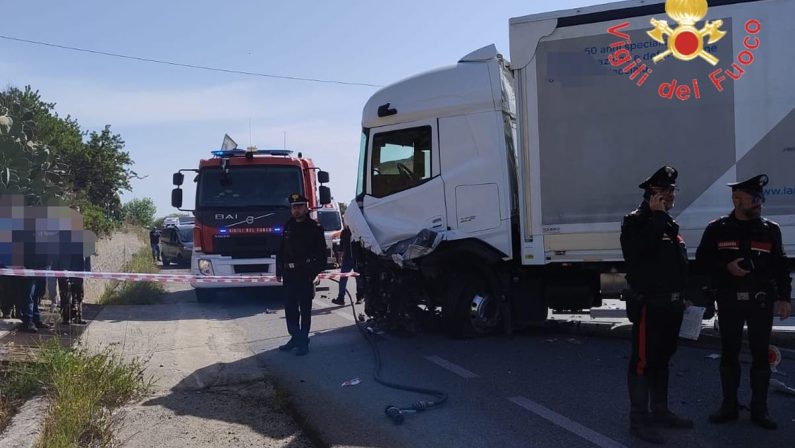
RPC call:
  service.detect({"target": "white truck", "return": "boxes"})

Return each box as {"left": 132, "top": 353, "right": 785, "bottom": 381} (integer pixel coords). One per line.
{"left": 316, "top": 204, "right": 344, "bottom": 268}
{"left": 346, "top": 0, "right": 795, "bottom": 336}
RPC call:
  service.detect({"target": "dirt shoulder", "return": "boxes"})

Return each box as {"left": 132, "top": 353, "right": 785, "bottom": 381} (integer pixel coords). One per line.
{"left": 82, "top": 284, "right": 313, "bottom": 448}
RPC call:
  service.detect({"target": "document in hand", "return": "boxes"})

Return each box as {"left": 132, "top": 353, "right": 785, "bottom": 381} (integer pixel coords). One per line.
{"left": 679, "top": 306, "right": 706, "bottom": 340}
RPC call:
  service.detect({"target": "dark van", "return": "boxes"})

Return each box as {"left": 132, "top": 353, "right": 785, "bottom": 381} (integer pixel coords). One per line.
{"left": 160, "top": 224, "right": 194, "bottom": 266}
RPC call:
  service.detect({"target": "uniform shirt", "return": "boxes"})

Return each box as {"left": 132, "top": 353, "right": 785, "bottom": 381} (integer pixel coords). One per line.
{"left": 275, "top": 217, "right": 327, "bottom": 278}
{"left": 620, "top": 201, "right": 688, "bottom": 294}
{"left": 696, "top": 212, "right": 791, "bottom": 303}
{"left": 149, "top": 230, "right": 161, "bottom": 245}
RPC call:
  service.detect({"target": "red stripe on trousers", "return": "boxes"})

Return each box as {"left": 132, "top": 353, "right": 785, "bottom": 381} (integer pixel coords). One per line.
{"left": 637, "top": 305, "right": 647, "bottom": 376}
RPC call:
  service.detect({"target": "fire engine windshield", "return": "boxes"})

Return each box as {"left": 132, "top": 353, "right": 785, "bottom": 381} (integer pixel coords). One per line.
{"left": 197, "top": 166, "right": 303, "bottom": 207}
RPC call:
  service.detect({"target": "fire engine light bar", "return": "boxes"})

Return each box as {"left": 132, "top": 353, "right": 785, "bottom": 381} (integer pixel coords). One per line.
{"left": 211, "top": 149, "right": 294, "bottom": 157}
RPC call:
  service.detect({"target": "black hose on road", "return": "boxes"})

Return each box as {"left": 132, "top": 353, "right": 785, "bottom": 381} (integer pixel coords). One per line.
{"left": 327, "top": 278, "right": 448, "bottom": 425}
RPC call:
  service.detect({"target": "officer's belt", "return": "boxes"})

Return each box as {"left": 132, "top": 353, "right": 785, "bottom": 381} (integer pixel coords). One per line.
{"left": 639, "top": 292, "right": 683, "bottom": 304}
{"left": 286, "top": 259, "right": 312, "bottom": 269}
{"left": 718, "top": 290, "right": 769, "bottom": 302}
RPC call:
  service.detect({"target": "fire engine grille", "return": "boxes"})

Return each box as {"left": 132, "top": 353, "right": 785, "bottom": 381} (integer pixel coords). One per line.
{"left": 211, "top": 234, "right": 280, "bottom": 259}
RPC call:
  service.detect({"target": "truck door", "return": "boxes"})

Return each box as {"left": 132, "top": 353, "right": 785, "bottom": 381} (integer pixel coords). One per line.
{"left": 363, "top": 120, "right": 446, "bottom": 249}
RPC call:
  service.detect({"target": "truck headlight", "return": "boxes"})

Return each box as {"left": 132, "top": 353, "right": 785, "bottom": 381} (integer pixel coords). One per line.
{"left": 198, "top": 259, "right": 214, "bottom": 276}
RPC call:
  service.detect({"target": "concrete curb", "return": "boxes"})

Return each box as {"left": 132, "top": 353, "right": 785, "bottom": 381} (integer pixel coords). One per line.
{"left": 264, "top": 375, "right": 330, "bottom": 448}
{"left": 0, "top": 308, "right": 106, "bottom": 447}
{"left": 0, "top": 396, "right": 49, "bottom": 448}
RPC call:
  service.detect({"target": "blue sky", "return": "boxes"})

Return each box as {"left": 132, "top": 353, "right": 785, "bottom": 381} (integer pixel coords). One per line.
{"left": 1, "top": 0, "right": 620, "bottom": 217}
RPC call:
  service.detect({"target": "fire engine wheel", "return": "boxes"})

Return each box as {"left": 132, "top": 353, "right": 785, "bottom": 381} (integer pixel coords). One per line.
{"left": 443, "top": 272, "right": 501, "bottom": 338}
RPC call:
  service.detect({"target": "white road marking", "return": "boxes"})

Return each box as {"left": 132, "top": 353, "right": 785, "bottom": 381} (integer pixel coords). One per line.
{"left": 424, "top": 355, "right": 480, "bottom": 379}
{"left": 508, "top": 396, "right": 627, "bottom": 448}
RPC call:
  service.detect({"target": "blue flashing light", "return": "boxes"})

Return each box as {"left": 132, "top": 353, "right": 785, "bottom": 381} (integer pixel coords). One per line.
{"left": 273, "top": 226, "right": 283, "bottom": 234}
{"left": 219, "top": 228, "right": 228, "bottom": 234}
{"left": 211, "top": 149, "right": 294, "bottom": 158}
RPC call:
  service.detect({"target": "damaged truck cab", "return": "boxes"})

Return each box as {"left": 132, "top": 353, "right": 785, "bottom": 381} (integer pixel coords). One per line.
{"left": 348, "top": 46, "right": 534, "bottom": 336}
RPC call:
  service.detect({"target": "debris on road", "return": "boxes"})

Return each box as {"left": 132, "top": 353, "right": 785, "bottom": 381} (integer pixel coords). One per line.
{"left": 706, "top": 353, "right": 721, "bottom": 360}
{"left": 567, "top": 338, "right": 583, "bottom": 345}
{"left": 341, "top": 378, "right": 361, "bottom": 388}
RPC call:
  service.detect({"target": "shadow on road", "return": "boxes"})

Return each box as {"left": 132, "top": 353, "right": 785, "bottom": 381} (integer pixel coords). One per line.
{"left": 90, "top": 286, "right": 289, "bottom": 323}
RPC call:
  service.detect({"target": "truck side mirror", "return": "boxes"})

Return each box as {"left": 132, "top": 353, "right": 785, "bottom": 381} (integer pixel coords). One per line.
{"left": 171, "top": 188, "right": 183, "bottom": 208}
{"left": 318, "top": 170, "right": 330, "bottom": 184}
{"left": 319, "top": 186, "right": 331, "bottom": 205}
{"left": 173, "top": 172, "right": 184, "bottom": 186}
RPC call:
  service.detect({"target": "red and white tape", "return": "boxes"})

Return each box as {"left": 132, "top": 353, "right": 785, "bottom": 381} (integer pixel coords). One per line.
{"left": 0, "top": 268, "right": 357, "bottom": 284}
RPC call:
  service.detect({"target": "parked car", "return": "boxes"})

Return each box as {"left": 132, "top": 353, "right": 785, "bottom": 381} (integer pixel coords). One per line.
{"left": 160, "top": 224, "right": 193, "bottom": 267}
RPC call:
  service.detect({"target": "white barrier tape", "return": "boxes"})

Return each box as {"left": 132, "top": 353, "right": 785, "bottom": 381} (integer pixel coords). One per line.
{"left": 0, "top": 268, "right": 358, "bottom": 284}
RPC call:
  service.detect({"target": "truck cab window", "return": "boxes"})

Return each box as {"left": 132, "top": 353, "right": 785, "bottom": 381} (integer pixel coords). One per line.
{"left": 370, "top": 126, "right": 432, "bottom": 198}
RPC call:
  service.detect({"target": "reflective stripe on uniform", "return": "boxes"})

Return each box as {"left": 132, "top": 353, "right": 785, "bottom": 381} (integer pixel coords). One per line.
{"left": 637, "top": 305, "right": 648, "bottom": 376}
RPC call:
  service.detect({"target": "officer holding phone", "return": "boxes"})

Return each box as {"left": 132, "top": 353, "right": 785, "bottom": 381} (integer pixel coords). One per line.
{"left": 621, "top": 166, "right": 693, "bottom": 444}
{"left": 697, "top": 174, "right": 792, "bottom": 430}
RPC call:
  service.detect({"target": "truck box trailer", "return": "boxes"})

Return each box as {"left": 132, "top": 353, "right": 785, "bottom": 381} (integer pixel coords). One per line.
{"left": 346, "top": 0, "right": 795, "bottom": 336}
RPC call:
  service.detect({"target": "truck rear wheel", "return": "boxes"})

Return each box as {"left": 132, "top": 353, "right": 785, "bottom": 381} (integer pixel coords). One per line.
{"left": 443, "top": 271, "right": 501, "bottom": 338}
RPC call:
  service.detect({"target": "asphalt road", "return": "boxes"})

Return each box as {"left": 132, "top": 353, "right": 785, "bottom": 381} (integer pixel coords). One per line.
{"left": 200, "top": 279, "right": 795, "bottom": 448}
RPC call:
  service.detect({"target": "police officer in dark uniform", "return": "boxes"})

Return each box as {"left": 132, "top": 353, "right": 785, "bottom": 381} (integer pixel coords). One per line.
{"left": 275, "top": 193, "right": 327, "bottom": 356}
{"left": 621, "top": 166, "right": 693, "bottom": 444}
{"left": 697, "top": 174, "right": 791, "bottom": 430}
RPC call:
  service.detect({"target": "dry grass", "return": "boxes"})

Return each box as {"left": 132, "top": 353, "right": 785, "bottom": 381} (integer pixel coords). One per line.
{"left": 98, "top": 247, "right": 164, "bottom": 305}
{"left": 0, "top": 358, "right": 46, "bottom": 433}
{"left": 1, "top": 341, "right": 150, "bottom": 447}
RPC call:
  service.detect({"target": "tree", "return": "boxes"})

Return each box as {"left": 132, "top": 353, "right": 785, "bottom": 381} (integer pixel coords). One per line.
{"left": 0, "top": 87, "right": 64, "bottom": 205}
{"left": 0, "top": 85, "right": 139, "bottom": 235}
{"left": 123, "top": 198, "right": 157, "bottom": 228}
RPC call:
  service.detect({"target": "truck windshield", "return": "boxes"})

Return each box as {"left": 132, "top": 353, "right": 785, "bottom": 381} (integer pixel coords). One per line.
{"left": 198, "top": 165, "right": 303, "bottom": 207}
{"left": 317, "top": 210, "right": 342, "bottom": 231}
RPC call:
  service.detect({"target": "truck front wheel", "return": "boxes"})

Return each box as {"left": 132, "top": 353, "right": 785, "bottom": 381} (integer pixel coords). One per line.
{"left": 443, "top": 272, "right": 501, "bottom": 338}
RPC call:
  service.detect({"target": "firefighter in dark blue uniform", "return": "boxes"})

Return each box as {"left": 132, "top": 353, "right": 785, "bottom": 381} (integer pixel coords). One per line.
{"left": 621, "top": 166, "right": 693, "bottom": 444}
{"left": 275, "top": 193, "right": 327, "bottom": 356}
{"left": 697, "top": 174, "right": 791, "bottom": 430}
